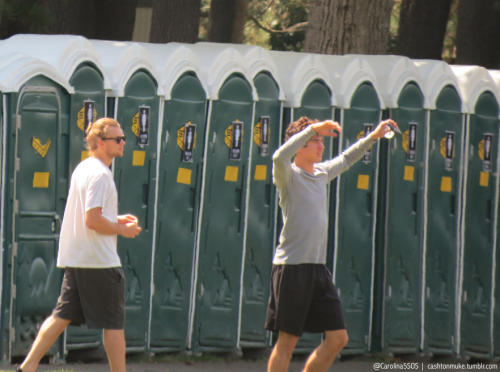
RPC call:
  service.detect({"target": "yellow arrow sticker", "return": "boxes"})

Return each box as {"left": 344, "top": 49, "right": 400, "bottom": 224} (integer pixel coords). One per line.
{"left": 132, "top": 112, "right": 140, "bottom": 138}
{"left": 32, "top": 137, "right": 51, "bottom": 158}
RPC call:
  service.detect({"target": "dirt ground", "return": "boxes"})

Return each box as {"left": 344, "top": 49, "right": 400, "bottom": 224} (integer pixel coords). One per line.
{"left": 2, "top": 350, "right": 497, "bottom": 372}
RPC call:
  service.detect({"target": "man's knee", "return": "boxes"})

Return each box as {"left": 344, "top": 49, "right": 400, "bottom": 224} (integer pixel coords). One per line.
{"left": 276, "top": 331, "right": 300, "bottom": 356}
{"left": 324, "top": 329, "right": 348, "bottom": 351}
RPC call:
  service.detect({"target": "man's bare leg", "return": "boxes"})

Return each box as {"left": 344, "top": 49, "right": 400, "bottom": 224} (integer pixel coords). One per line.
{"left": 303, "top": 329, "right": 348, "bottom": 372}
{"left": 268, "top": 331, "right": 299, "bottom": 372}
{"left": 19, "top": 315, "right": 70, "bottom": 372}
{"left": 104, "top": 329, "right": 126, "bottom": 372}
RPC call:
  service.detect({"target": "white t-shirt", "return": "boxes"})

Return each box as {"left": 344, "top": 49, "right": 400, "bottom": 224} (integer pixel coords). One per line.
{"left": 57, "top": 157, "right": 121, "bottom": 268}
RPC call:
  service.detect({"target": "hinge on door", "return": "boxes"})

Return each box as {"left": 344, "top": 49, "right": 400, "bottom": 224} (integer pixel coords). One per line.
{"left": 15, "top": 158, "right": 20, "bottom": 172}
{"left": 12, "top": 243, "right": 17, "bottom": 257}
{"left": 13, "top": 200, "right": 18, "bottom": 214}
{"left": 11, "top": 284, "right": 16, "bottom": 299}
{"left": 9, "top": 327, "right": 15, "bottom": 343}
{"left": 16, "top": 115, "right": 21, "bottom": 130}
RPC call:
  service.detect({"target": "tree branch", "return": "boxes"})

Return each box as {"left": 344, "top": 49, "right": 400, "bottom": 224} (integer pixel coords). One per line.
{"left": 248, "top": 14, "right": 307, "bottom": 34}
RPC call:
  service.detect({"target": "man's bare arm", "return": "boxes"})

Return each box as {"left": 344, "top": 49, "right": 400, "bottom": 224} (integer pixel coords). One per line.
{"left": 85, "top": 208, "right": 141, "bottom": 238}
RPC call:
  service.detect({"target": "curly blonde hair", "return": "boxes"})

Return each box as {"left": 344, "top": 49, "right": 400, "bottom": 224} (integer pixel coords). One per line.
{"left": 85, "top": 118, "right": 121, "bottom": 153}
{"left": 284, "top": 117, "right": 319, "bottom": 142}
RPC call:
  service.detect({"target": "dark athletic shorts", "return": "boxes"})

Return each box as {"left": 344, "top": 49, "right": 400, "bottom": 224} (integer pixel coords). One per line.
{"left": 265, "top": 264, "right": 346, "bottom": 336}
{"left": 52, "top": 267, "right": 125, "bottom": 330}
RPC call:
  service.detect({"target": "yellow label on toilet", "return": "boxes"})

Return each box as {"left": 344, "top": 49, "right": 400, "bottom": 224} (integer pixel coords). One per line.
{"left": 357, "top": 175, "right": 369, "bottom": 190}
{"left": 177, "top": 168, "right": 192, "bottom": 185}
{"left": 440, "top": 177, "right": 452, "bottom": 192}
{"left": 132, "top": 151, "right": 146, "bottom": 166}
{"left": 33, "top": 172, "right": 50, "bottom": 188}
{"left": 81, "top": 151, "right": 89, "bottom": 161}
{"left": 404, "top": 166, "right": 414, "bottom": 181}
{"left": 480, "top": 172, "right": 489, "bottom": 187}
{"left": 254, "top": 165, "right": 267, "bottom": 181}
{"left": 225, "top": 166, "right": 238, "bottom": 182}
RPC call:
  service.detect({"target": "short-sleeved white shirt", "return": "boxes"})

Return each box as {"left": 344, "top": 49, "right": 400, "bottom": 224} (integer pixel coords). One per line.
{"left": 57, "top": 157, "right": 121, "bottom": 268}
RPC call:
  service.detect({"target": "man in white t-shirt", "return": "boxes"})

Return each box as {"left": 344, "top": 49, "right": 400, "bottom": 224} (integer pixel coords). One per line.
{"left": 18, "top": 118, "right": 141, "bottom": 372}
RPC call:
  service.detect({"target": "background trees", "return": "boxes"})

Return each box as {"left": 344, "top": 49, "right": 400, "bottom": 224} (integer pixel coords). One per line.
{"left": 304, "top": 0, "right": 393, "bottom": 55}
{"left": 0, "top": 0, "right": 499, "bottom": 68}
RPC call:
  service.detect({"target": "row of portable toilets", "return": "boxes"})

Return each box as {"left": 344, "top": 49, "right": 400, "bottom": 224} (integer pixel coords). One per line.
{"left": 0, "top": 34, "right": 499, "bottom": 362}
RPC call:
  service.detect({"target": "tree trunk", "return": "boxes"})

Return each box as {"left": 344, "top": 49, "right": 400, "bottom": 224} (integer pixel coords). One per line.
{"left": 231, "top": 0, "right": 249, "bottom": 43}
{"left": 207, "top": 0, "right": 248, "bottom": 43}
{"left": 93, "top": 0, "right": 138, "bottom": 41}
{"left": 150, "top": 0, "right": 201, "bottom": 43}
{"left": 395, "top": 0, "right": 453, "bottom": 60}
{"left": 43, "top": 0, "right": 96, "bottom": 38}
{"left": 455, "top": 0, "right": 500, "bottom": 68}
{"left": 304, "top": 0, "right": 393, "bottom": 55}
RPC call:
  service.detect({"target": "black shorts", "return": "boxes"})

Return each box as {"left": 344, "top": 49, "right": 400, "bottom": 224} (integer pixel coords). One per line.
{"left": 52, "top": 267, "right": 125, "bottom": 330}
{"left": 265, "top": 264, "right": 346, "bottom": 336}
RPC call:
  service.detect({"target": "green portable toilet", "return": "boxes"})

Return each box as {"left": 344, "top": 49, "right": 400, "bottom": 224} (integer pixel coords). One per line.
{"left": 488, "top": 69, "right": 500, "bottom": 361}
{"left": 269, "top": 50, "right": 336, "bottom": 353}
{"left": 0, "top": 53, "right": 74, "bottom": 361}
{"left": 414, "top": 60, "right": 466, "bottom": 356}
{"left": 90, "top": 40, "right": 163, "bottom": 352}
{"left": 186, "top": 43, "right": 257, "bottom": 352}
{"left": 0, "top": 34, "right": 110, "bottom": 352}
{"left": 319, "top": 55, "right": 384, "bottom": 355}
{"left": 451, "top": 65, "right": 500, "bottom": 359}
{"left": 230, "top": 44, "right": 285, "bottom": 349}
{"left": 364, "top": 56, "right": 427, "bottom": 354}
{"left": 269, "top": 51, "right": 336, "bottom": 161}
{"left": 137, "top": 43, "right": 209, "bottom": 352}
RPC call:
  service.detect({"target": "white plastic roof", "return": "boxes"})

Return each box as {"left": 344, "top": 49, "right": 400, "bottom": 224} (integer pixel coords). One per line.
{"left": 413, "top": 59, "right": 465, "bottom": 112}
{"left": 268, "top": 50, "right": 335, "bottom": 108}
{"left": 227, "top": 44, "right": 285, "bottom": 101}
{"left": 357, "top": 55, "right": 428, "bottom": 109}
{"left": 0, "top": 52, "right": 74, "bottom": 93}
{"left": 0, "top": 34, "right": 110, "bottom": 90}
{"left": 450, "top": 65, "right": 500, "bottom": 114}
{"left": 90, "top": 40, "right": 163, "bottom": 97}
{"left": 186, "top": 42, "right": 257, "bottom": 101}
{"left": 136, "top": 42, "right": 209, "bottom": 100}
{"left": 488, "top": 70, "right": 500, "bottom": 115}
{"left": 319, "top": 54, "right": 385, "bottom": 109}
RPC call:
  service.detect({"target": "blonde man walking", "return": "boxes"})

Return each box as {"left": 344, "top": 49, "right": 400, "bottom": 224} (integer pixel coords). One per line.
{"left": 18, "top": 118, "right": 141, "bottom": 372}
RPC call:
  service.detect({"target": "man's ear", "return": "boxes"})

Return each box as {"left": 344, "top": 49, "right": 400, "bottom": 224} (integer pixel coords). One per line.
{"left": 97, "top": 138, "right": 105, "bottom": 150}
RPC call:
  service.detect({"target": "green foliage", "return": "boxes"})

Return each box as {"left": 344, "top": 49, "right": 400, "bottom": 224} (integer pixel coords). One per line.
{"left": 198, "top": 0, "right": 309, "bottom": 51}
{"left": 387, "top": 0, "right": 402, "bottom": 54}
{"left": 442, "top": 0, "right": 458, "bottom": 63}
{"left": 244, "top": 0, "right": 308, "bottom": 51}
{"left": 267, "top": 0, "right": 308, "bottom": 51}
{"left": 0, "top": 0, "right": 59, "bottom": 37}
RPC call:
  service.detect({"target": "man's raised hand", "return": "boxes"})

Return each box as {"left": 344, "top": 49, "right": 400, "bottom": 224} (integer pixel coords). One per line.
{"left": 370, "top": 119, "right": 399, "bottom": 140}
{"left": 310, "top": 120, "right": 342, "bottom": 137}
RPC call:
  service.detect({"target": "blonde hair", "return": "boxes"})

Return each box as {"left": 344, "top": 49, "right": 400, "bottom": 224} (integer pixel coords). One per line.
{"left": 85, "top": 118, "right": 121, "bottom": 153}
